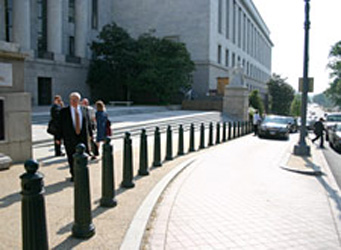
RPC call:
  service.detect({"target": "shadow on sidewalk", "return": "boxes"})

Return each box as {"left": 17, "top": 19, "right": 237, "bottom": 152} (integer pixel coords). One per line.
{"left": 0, "top": 179, "right": 73, "bottom": 208}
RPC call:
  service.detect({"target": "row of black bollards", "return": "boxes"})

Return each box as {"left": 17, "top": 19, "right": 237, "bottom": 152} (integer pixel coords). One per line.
{"left": 21, "top": 120, "right": 253, "bottom": 248}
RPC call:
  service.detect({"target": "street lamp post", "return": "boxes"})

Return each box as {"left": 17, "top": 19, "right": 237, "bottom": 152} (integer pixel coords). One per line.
{"left": 294, "top": 0, "right": 311, "bottom": 156}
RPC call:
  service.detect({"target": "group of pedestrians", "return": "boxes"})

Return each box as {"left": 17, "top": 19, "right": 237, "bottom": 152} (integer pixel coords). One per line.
{"left": 48, "top": 92, "right": 110, "bottom": 181}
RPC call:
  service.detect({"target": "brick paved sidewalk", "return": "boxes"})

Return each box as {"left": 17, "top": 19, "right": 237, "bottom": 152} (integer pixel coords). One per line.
{"left": 143, "top": 134, "right": 341, "bottom": 249}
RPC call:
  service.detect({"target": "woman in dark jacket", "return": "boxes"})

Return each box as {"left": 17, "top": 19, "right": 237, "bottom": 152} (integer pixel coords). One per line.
{"left": 95, "top": 100, "right": 109, "bottom": 150}
{"left": 50, "top": 95, "right": 64, "bottom": 156}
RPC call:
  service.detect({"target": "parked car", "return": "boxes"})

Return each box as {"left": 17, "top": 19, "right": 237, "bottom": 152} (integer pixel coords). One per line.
{"left": 324, "top": 113, "right": 341, "bottom": 141}
{"left": 297, "top": 117, "right": 315, "bottom": 130}
{"left": 258, "top": 115, "right": 290, "bottom": 140}
{"left": 283, "top": 116, "right": 298, "bottom": 133}
{"left": 329, "top": 123, "right": 341, "bottom": 152}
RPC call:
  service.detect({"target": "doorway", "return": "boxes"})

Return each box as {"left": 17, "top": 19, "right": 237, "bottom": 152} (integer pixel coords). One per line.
{"left": 38, "top": 77, "right": 52, "bottom": 105}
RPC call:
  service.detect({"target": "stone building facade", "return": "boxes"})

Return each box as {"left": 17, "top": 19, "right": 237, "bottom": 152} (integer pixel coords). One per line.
{"left": 0, "top": 0, "right": 272, "bottom": 105}
{"left": 0, "top": 0, "right": 113, "bottom": 105}
{"left": 113, "top": 0, "right": 273, "bottom": 99}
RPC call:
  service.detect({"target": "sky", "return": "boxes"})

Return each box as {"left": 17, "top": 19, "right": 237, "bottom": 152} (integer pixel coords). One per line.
{"left": 252, "top": 0, "right": 341, "bottom": 94}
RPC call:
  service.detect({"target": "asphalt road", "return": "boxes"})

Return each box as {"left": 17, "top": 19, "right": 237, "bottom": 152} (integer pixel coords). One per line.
{"left": 323, "top": 142, "right": 341, "bottom": 189}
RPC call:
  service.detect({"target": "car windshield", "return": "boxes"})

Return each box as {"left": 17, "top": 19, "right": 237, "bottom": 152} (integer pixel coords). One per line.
{"left": 336, "top": 124, "right": 341, "bottom": 131}
{"left": 327, "top": 115, "right": 341, "bottom": 122}
{"left": 263, "top": 116, "right": 288, "bottom": 125}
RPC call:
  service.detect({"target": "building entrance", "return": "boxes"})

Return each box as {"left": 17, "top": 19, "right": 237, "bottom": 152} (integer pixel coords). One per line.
{"left": 38, "top": 77, "right": 52, "bottom": 105}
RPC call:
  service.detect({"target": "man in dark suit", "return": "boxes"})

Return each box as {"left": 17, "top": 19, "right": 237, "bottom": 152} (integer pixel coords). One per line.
{"left": 57, "top": 92, "right": 92, "bottom": 181}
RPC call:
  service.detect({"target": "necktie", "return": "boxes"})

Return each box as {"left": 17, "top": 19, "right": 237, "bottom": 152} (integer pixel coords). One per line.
{"left": 75, "top": 108, "right": 81, "bottom": 135}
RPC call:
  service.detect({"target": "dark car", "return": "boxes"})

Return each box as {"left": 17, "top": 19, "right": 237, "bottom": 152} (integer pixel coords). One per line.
{"left": 283, "top": 116, "right": 298, "bottom": 133}
{"left": 329, "top": 123, "right": 341, "bottom": 152}
{"left": 258, "top": 115, "right": 290, "bottom": 140}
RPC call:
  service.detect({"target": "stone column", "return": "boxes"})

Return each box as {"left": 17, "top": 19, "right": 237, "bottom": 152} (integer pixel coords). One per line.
{"left": 75, "top": 0, "right": 89, "bottom": 58}
{"left": 0, "top": 0, "right": 6, "bottom": 41}
{"left": 12, "top": 0, "right": 31, "bottom": 50}
{"left": 47, "top": 0, "right": 63, "bottom": 55}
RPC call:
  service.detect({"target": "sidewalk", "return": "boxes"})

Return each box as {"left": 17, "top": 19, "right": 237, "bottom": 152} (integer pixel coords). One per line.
{"left": 141, "top": 134, "right": 341, "bottom": 249}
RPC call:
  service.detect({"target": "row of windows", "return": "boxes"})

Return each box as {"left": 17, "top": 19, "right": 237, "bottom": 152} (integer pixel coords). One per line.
{"left": 218, "top": 0, "right": 271, "bottom": 69}
{"left": 217, "top": 45, "right": 269, "bottom": 83}
{"left": 3, "top": 0, "right": 98, "bottom": 57}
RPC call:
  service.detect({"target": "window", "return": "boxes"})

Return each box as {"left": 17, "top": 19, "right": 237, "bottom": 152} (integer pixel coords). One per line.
{"left": 232, "top": 53, "right": 235, "bottom": 67}
{"left": 218, "top": 0, "right": 223, "bottom": 34}
{"left": 91, "top": 0, "right": 98, "bottom": 29}
{"left": 0, "top": 99, "right": 4, "bottom": 141}
{"left": 238, "top": 7, "right": 242, "bottom": 48}
{"left": 218, "top": 45, "right": 222, "bottom": 64}
{"left": 69, "top": 36, "right": 75, "bottom": 56}
{"left": 4, "top": 0, "right": 13, "bottom": 42}
{"left": 37, "top": 0, "right": 48, "bottom": 53}
{"left": 225, "top": 49, "right": 229, "bottom": 67}
{"left": 232, "top": 0, "right": 236, "bottom": 44}
{"left": 226, "top": 0, "right": 230, "bottom": 39}
{"left": 69, "top": 0, "right": 75, "bottom": 23}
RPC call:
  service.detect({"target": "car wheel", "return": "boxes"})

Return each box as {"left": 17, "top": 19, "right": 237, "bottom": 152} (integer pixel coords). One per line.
{"left": 326, "top": 133, "right": 329, "bottom": 141}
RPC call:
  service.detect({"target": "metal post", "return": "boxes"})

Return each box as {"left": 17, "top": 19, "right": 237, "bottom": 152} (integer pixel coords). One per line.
{"left": 233, "top": 122, "right": 236, "bottom": 139}
{"left": 21, "top": 160, "right": 49, "bottom": 250}
{"left": 208, "top": 122, "right": 214, "bottom": 146}
{"left": 222, "top": 122, "right": 227, "bottom": 142}
{"left": 178, "top": 125, "right": 184, "bottom": 156}
{"left": 216, "top": 122, "right": 220, "bottom": 144}
{"left": 72, "top": 144, "right": 95, "bottom": 238}
{"left": 189, "top": 123, "right": 195, "bottom": 152}
{"left": 294, "top": 0, "right": 311, "bottom": 156}
{"left": 199, "top": 123, "right": 205, "bottom": 149}
{"left": 139, "top": 129, "right": 149, "bottom": 176}
{"left": 165, "top": 125, "right": 173, "bottom": 160}
{"left": 228, "top": 122, "right": 232, "bottom": 140}
{"left": 100, "top": 138, "right": 117, "bottom": 207}
{"left": 121, "top": 132, "right": 135, "bottom": 188}
{"left": 153, "top": 127, "right": 162, "bottom": 167}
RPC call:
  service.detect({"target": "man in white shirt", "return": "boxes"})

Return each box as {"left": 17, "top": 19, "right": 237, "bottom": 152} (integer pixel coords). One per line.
{"left": 253, "top": 110, "right": 261, "bottom": 136}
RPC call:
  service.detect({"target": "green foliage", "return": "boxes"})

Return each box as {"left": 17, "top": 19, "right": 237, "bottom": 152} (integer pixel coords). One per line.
{"left": 267, "top": 74, "right": 295, "bottom": 116}
{"left": 290, "top": 94, "right": 301, "bottom": 117}
{"left": 87, "top": 22, "right": 195, "bottom": 104}
{"left": 249, "top": 90, "right": 264, "bottom": 115}
{"left": 312, "top": 92, "right": 334, "bottom": 108}
{"left": 325, "top": 40, "right": 341, "bottom": 107}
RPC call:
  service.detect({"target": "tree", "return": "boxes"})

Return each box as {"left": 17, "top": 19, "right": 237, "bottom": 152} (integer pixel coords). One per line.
{"left": 312, "top": 93, "right": 333, "bottom": 108}
{"left": 325, "top": 40, "right": 341, "bottom": 108}
{"left": 267, "top": 74, "right": 295, "bottom": 116}
{"left": 87, "top": 23, "right": 137, "bottom": 102}
{"left": 134, "top": 34, "right": 195, "bottom": 104}
{"left": 249, "top": 90, "right": 264, "bottom": 115}
{"left": 290, "top": 94, "right": 301, "bottom": 117}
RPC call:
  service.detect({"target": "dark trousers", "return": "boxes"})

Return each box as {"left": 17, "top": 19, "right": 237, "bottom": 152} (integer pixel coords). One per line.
{"left": 312, "top": 133, "right": 324, "bottom": 147}
{"left": 54, "top": 136, "right": 62, "bottom": 156}
{"left": 253, "top": 124, "right": 258, "bottom": 135}
{"left": 65, "top": 139, "right": 90, "bottom": 177}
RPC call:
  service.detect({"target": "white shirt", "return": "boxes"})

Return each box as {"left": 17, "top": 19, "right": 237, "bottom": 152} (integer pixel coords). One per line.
{"left": 70, "top": 106, "right": 83, "bottom": 131}
{"left": 253, "top": 113, "right": 261, "bottom": 125}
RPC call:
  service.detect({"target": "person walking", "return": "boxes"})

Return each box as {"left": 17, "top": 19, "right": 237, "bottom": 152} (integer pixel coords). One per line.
{"left": 56, "top": 92, "right": 93, "bottom": 181}
{"left": 95, "top": 100, "right": 109, "bottom": 150}
{"left": 312, "top": 118, "right": 325, "bottom": 148}
{"left": 81, "top": 98, "right": 98, "bottom": 159}
{"left": 253, "top": 110, "right": 261, "bottom": 136}
{"left": 49, "top": 95, "right": 65, "bottom": 156}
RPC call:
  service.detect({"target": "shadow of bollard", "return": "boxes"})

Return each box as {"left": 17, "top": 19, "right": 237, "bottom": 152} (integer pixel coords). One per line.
{"left": 72, "top": 144, "right": 95, "bottom": 239}
{"left": 100, "top": 138, "right": 117, "bottom": 207}
{"left": 121, "top": 132, "right": 135, "bottom": 188}
{"left": 139, "top": 129, "right": 149, "bottom": 176}
{"left": 21, "top": 159, "right": 49, "bottom": 250}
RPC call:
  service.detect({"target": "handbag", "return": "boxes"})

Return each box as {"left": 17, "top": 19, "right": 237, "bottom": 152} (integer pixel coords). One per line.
{"left": 106, "top": 119, "right": 112, "bottom": 136}
{"left": 47, "top": 120, "right": 58, "bottom": 136}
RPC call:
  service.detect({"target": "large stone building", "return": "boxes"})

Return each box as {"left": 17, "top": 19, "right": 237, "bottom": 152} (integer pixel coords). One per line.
{"left": 0, "top": 0, "right": 113, "bottom": 105}
{"left": 0, "top": 0, "right": 272, "bottom": 105}
{"left": 113, "top": 0, "right": 273, "bottom": 99}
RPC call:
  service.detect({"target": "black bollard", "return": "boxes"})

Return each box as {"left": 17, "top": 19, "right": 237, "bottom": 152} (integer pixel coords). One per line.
{"left": 100, "top": 137, "right": 117, "bottom": 207}
{"left": 165, "top": 125, "right": 173, "bottom": 160}
{"left": 233, "top": 122, "right": 236, "bottom": 139}
{"left": 216, "top": 122, "right": 220, "bottom": 144}
{"left": 228, "top": 122, "right": 232, "bottom": 140}
{"left": 138, "top": 129, "right": 149, "bottom": 176}
{"left": 208, "top": 122, "right": 214, "bottom": 146}
{"left": 21, "top": 160, "right": 49, "bottom": 250}
{"left": 153, "top": 127, "right": 162, "bottom": 167}
{"left": 189, "top": 123, "right": 195, "bottom": 152}
{"left": 222, "top": 122, "right": 227, "bottom": 142}
{"left": 178, "top": 125, "right": 184, "bottom": 156}
{"left": 72, "top": 144, "right": 95, "bottom": 238}
{"left": 121, "top": 132, "right": 135, "bottom": 188}
{"left": 199, "top": 123, "right": 205, "bottom": 149}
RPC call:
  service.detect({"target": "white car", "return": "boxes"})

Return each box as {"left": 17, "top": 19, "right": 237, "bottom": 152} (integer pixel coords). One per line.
{"left": 324, "top": 113, "right": 341, "bottom": 141}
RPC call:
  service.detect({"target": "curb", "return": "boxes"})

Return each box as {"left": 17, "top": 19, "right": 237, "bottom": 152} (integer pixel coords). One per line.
{"left": 120, "top": 158, "right": 197, "bottom": 250}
